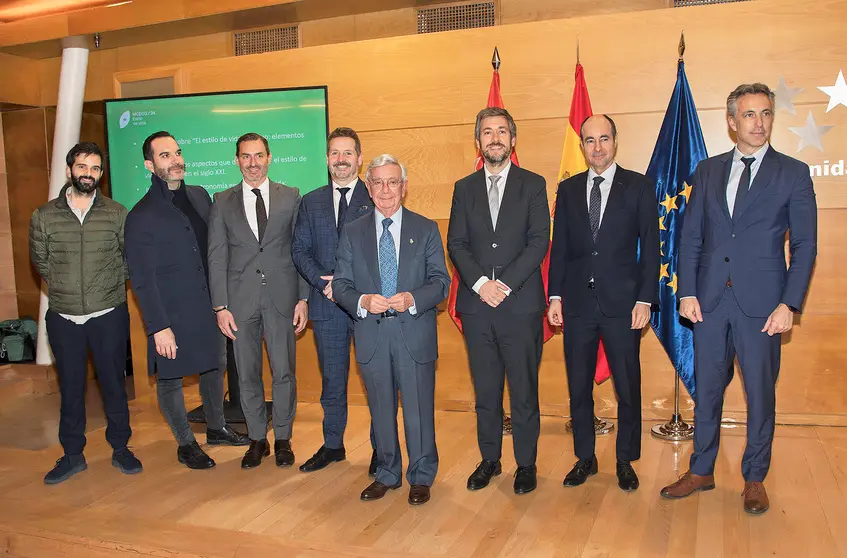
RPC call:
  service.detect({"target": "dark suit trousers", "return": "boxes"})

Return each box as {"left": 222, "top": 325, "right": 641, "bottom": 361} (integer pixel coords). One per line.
{"left": 690, "top": 287, "right": 781, "bottom": 482}
{"left": 563, "top": 295, "right": 642, "bottom": 463}
{"left": 233, "top": 286, "right": 297, "bottom": 441}
{"left": 463, "top": 307, "right": 543, "bottom": 467}
{"left": 45, "top": 304, "right": 132, "bottom": 456}
{"left": 359, "top": 317, "right": 438, "bottom": 487}
{"left": 313, "top": 311, "right": 375, "bottom": 450}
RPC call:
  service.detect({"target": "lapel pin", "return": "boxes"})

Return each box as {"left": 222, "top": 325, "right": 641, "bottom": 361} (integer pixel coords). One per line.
{"left": 410, "top": 239, "right": 414, "bottom": 244}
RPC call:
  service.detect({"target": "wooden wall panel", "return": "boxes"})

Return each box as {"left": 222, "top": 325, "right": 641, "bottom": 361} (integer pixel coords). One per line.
{"left": 0, "top": 53, "right": 43, "bottom": 106}
{"left": 500, "top": 0, "right": 670, "bottom": 24}
{"left": 0, "top": 115, "right": 18, "bottom": 319}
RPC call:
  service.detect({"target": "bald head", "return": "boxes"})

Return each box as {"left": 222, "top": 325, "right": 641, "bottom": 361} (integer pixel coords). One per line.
{"left": 580, "top": 115, "right": 618, "bottom": 174}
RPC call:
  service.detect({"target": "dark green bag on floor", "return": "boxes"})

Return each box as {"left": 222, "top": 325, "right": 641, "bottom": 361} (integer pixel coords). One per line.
{"left": 0, "top": 318, "right": 38, "bottom": 363}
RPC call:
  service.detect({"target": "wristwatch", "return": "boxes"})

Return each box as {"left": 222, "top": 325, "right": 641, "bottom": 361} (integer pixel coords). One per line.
{"left": 213, "top": 306, "right": 228, "bottom": 313}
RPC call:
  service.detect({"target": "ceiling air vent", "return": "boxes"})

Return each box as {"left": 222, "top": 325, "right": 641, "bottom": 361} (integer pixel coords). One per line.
{"left": 674, "top": 0, "right": 751, "bottom": 6}
{"left": 417, "top": 1, "right": 496, "bottom": 34}
{"left": 234, "top": 25, "right": 299, "bottom": 56}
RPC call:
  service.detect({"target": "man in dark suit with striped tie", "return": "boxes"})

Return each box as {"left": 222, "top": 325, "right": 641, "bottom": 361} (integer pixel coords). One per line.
{"left": 292, "top": 128, "right": 377, "bottom": 475}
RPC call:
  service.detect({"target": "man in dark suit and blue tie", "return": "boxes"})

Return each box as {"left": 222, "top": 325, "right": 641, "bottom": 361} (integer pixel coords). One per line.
{"left": 660, "top": 83, "right": 817, "bottom": 514}
{"left": 333, "top": 154, "right": 450, "bottom": 506}
{"left": 292, "top": 128, "right": 377, "bottom": 475}
{"left": 547, "top": 115, "right": 659, "bottom": 492}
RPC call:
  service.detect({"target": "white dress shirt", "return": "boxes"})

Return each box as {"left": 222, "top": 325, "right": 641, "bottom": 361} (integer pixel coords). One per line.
{"left": 472, "top": 162, "right": 513, "bottom": 295}
{"left": 726, "top": 144, "right": 768, "bottom": 216}
{"left": 59, "top": 189, "right": 115, "bottom": 324}
{"left": 241, "top": 177, "right": 270, "bottom": 241}
{"left": 332, "top": 180, "right": 357, "bottom": 225}
{"left": 357, "top": 207, "right": 416, "bottom": 317}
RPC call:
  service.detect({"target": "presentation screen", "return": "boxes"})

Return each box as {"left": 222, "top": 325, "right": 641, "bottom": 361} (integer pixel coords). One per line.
{"left": 104, "top": 86, "right": 329, "bottom": 209}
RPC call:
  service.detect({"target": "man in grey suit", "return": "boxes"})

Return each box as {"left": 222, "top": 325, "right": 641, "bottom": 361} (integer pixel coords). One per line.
{"left": 333, "top": 154, "right": 450, "bottom": 506}
{"left": 208, "top": 132, "right": 309, "bottom": 469}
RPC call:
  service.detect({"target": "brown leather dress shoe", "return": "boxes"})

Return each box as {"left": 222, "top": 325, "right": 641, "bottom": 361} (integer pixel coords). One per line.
{"left": 408, "top": 485, "right": 431, "bottom": 505}
{"left": 742, "top": 481, "right": 769, "bottom": 515}
{"left": 360, "top": 480, "right": 401, "bottom": 501}
{"left": 659, "top": 471, "right": 716, "bottom": 499}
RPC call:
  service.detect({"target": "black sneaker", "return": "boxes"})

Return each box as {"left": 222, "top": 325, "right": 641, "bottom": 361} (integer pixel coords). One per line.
{"left": 44, "top": 454, "right": 87, "bottom": 485}
{"left": 112, "top": 447, "right": 143, "bottom": 475}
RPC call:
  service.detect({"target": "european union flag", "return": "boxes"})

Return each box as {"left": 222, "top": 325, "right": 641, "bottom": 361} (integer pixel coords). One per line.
{"left": 646, "top": 60, "right": 707, "bottom": 398}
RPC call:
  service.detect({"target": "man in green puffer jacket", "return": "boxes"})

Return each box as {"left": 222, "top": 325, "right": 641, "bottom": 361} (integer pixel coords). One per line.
{"left": 30, "top": 141, "right": 142, "bottom": 485}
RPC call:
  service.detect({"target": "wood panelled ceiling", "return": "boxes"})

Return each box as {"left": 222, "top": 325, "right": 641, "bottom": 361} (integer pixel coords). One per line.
{"left": 0, "top": 0, "right": 460, "bottom": 58}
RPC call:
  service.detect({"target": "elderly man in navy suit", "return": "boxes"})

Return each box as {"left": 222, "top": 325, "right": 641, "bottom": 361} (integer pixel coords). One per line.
{"left": 660, "top": 83, "right": 817, "bottom": 514}
{"left": 292, "top": 127, "right": 377, "bottom": 475}
{"left": 333, "top": 154, "right": 450, "bottom": 506}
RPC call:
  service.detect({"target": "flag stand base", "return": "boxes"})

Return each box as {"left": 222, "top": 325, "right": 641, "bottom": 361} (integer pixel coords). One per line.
{"left": 565, "top": 416, "right": 614, "bottom": 435}
{"left": 651, "top": 414, "right": 694, "bottom": 441}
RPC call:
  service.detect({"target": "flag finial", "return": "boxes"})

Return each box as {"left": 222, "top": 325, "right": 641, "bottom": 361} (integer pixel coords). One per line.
{"left": 576, "top": 38, "right": 580, "bottom": 65}
{"left": 678, "top": 31, "right": 685, "bottom": 61}
{"left": 491, "top": 47, "right": 500, "bottom": 71}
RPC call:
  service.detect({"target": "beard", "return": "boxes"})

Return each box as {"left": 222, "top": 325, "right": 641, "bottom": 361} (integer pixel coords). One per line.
{"left": 482, "top": 143, "right": 511, "bottom": 165}
{"left": 70, "top": 174, "right": 98, "bottom": 194}
{"left": 154, "top": 163, "right": 185, "bottom": 182}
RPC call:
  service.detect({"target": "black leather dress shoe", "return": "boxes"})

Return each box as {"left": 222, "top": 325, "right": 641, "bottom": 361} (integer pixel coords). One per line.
{"left": 299, "top": 446, "right": 345, "bottom": 472}
{"left": 275, "top": 439, "right": 295, "bottom": 467}
{"left": 564, "top": 456, "right": 598, "bottom": 487}
{"left": 206, "top": 425, "right": 250, "bottom": 446}
{"left": 514, "top": 465, "right": 537, "bottom": 494}
{"left": 360, "top": 480, "right": 401, "bottom": 501}
{"left": 408, "top": 485, "right": 431, "bottom": 505}
{"left": 616, "top": 461, "right": 639, "bottom": 492}
{"left": 368, "top": 450, "right": 378, "bottom": 478}
{"left": 467, "top": 460, "right": 502, "bottom": 491}
{"left": 241, "top": 439, "right": 270, "bottom": 469}
{"left": 177, "top": 441, "right": 215, "bottom": 470}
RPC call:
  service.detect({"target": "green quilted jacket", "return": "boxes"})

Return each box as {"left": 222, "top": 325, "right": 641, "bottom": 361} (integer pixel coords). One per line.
{"left": 29, "top": 185, "right": 129, "bottom": 315}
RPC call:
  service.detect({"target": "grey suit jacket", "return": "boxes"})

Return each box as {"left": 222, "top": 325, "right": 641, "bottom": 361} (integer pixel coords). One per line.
{"left": 333, "top": 207, "right": 450, "bottom": 365}
{"left": 208, "top": 180, "right": 308, "bottom": 318}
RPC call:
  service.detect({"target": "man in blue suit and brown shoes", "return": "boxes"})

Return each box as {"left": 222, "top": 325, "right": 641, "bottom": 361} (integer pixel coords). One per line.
{"left": 292, "top": 127, "right": 378, "bottom": 477}
{"left": 660, "top": 83, "right": 817, "bottom": 515}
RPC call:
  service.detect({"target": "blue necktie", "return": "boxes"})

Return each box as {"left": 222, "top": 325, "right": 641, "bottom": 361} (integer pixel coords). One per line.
{"left": 379, "top": 218, "right": 397, "bottom": 298}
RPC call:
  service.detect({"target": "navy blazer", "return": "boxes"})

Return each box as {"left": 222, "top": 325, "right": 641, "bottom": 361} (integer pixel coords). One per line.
{"left": 678, "top": 146, "right": 817, "bottom": 318}
{"left": 333, "top": 208, "right": 450, "bottom": 365}
{"left": 125, "top": 176, "right": 221, "bottom": 379}
{"left": 549, "top": 166, "right": 659, "bottom": 318}
{"left": 292, "top": 178, "right": 373, "bottom": 321}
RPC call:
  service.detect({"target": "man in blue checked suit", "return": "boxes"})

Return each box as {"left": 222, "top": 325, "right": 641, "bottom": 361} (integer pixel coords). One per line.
{"left": 292, "top": 128, "right": 377, "bottom": 475}
{"left": 660, "top": 83, "right": 817, "bottom": 515}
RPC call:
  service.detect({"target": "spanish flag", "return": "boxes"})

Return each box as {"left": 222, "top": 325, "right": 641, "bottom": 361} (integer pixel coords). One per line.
{"left": 557, "top": 63, "right": 612, "bottom": 384}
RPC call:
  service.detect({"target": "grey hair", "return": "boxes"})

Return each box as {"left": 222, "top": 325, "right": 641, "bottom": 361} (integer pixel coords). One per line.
{"left": 474, "top": 106, "right": 517, "bottom": 141}
{"left": 727, "top": 83, "right": 775, "bottom": 117}
{"left": 365, "top": 153, "right": 407, "bottom": 182}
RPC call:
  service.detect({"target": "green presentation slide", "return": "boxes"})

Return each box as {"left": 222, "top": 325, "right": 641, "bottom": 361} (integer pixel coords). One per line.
{"left": 104, "top": 87, "right": 329, "bottom": 209}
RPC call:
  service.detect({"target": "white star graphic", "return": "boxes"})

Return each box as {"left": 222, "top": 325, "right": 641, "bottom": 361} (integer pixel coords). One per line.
{"left": 818, "top": 70, "right": 847, "bottom": 112}
{"left": 787, "top": 111, "right": 833, "bottom": 152}
{"left": 774, "top": 76, "right": 803, "bottom": 114}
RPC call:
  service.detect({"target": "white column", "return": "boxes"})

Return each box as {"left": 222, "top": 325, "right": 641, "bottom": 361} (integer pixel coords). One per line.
{"left": 35, "top": 36, "right": 89, "bottom": 365}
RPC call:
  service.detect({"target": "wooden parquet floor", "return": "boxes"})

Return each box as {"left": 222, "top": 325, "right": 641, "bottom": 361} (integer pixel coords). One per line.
{"left": 1, "top": 386, "right": 846, "bottom": 557}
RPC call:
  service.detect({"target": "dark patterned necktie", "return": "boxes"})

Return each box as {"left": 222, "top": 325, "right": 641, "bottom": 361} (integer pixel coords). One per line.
{"left": 732, "top": 157, "right": 755, "bottom": 220}
{"left": 589, "top": 176, "right": 603, "bottom": 243}
{"left": 251, "top": 188, "right": 267, "bottom": 243}
{"left": 336, "top": 187, "right": 350, "bottom": 236}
